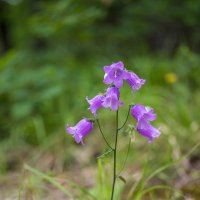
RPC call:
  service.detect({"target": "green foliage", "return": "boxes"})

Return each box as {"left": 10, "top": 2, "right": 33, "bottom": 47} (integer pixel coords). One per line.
{"left": 1, "top": 0, "right": 200, "bottom": 56}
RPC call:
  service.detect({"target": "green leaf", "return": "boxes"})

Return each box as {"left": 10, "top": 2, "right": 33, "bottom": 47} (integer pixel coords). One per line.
{"left": 97, "top": 149, "right": 113, "bottom": 159}
{"left": 12, "top": 102, "right": 33, "bottom": 119}
{"left": 117, "top": 175, "right": 126, "bottom": 184}
{"left": 137, "top": 185, "right": 184, "bottom": 199}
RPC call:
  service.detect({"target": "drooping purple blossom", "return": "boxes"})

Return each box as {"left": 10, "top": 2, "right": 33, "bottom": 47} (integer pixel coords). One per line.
{"left": 103, "top": 61, "right": 129, "bottom": 88}
{"left": 136, "top": 118, "right": 160, "bottom": 144}
{"left": 66, "top": 119, "right": 93, "bottom": 144}
{"left": 131, "top": 104, "right": 160, "bottom": 143}
{"left": 131, "top": 104, "right": 157, "bottom": 121}
{"left": 86, "top": 94, "right": 105, "bottom": 117}
{"left": 102, "top": 86, "right": 123, "bottom": 110}
{"left": 125, "top": 71, "right": 145, "bottom": 92}
{"left": 106, "top": 86, "right": 120, "bottom": 99}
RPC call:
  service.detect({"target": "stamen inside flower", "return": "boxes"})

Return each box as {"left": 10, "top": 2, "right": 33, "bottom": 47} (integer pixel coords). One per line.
{"left": 113, "top": 69, "right": 122, "bottom": 78}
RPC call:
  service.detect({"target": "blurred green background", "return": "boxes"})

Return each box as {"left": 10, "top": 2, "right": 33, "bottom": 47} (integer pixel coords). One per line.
{"left": 0, "top": 0, "right": 200, "bottom": 199}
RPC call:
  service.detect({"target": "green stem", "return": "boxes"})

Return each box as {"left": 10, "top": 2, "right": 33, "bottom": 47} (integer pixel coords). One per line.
{"left": 111, "top": 110, "right": 119, "bottom": 200}
{"left": 117, "top": 138, "right": 131, "bottom": 176}
{"left": 96, "top": 119, "right": 113, "bottom": 150}
{"left": 118, "top": 105, "right": 131, "bottom": 131}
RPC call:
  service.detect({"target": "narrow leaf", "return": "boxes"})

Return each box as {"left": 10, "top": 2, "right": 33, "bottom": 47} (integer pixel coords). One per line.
{"left": 24, "top": 164, "right": 73, "bottom": 199}
{"left": 97, "top": 149, "right": 113, "bottom": 159}
{"left": 117, "top": 175, "right": 126, "bottom": 184}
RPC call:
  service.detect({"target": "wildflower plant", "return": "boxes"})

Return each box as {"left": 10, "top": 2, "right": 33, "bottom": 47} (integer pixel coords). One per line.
{"left": 66, "top": 61, "right": 160, "bottom": 199}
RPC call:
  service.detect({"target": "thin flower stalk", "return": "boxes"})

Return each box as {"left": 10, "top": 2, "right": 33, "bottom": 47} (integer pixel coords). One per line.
{"left": 111, "top": 110, "right": 119, "bottom": 200}
{"left": 96, "top": 119, "right": 113, "bottom": 150}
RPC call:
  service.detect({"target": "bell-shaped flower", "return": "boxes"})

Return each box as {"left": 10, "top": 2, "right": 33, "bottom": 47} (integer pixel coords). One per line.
{"left": 103, "top": 61, "right": 129, "bottom": 88}
{"left": 106, "top": 86, "right": 120, "bottom": 98}
{"left": 131, "top": 104, "right": 160, "bottom": 143}
{"left": 136, "top": 118, "right": 160, "bottom": 144}
{"left": 86, "top": 94, "right": 105, "bottom": 117}
{"left": 125, "top": 71, "right": 145, "bottom": 92}
{"left": 131, "top": 104, "right": 157, "bottom": 121}
{"left": 66, "top": 119, "right": 93, "bottom": 144}
{"left": 102, "top": 86, "right": 123, "bottom": 110}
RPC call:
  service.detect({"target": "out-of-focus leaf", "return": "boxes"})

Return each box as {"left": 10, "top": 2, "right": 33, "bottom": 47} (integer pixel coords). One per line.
{"left": 97, "top": 149, "right": 113, "bottom": 159}
{"left": 117, "top": 175, "right": 126, "bottom": 184}
{"left": 11, "top": 102, "right": 33, "bottom": 119}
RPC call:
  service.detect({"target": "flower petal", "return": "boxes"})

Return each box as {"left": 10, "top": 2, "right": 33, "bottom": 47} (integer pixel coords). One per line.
{"left": 125, "top": 71, "right": 145, "bottom": 91}
{"left": 104, "top": 66, "right": 111, "bottom": 73}
{"left": 77, "top": 119, "right": 93, "bottom": 138}
{"left": 66, "top": 119, "right": 93, "bottom": 144}
{"left": 66, "top": 126, "right": 76, "bottom": 135}
{"left": 103, "top": 73, "right": 113, "bottom": 84}
{"left": 110, "top": 99, "right": 119, "bottom": 110}
{"left": 131, "top": 104, "right": 157, "bottom": 121}
{"left": 137, "top": 119, "right": 160, "bottom": 144}
{"left": 103, "top": 61, "right": 126, "bottom": 87}
{"left": 131, "top": 104, "right": 146, "bottom": 121}
{"left": 74, "top": 134, "right": 82, "bottom": 144}
{"left": 106, "top": 87, "right": 120, "bottom": 99}
{"left": 102, "top": 97, "right": 111, "bottom": 108}
{"left": 143, "top": 112, "right": 157, "bottom": 121}
{"left": 112, "top": 61, "right": 124, "bottom": 70}
{"left": 114, "top": 78, "right": 123, "bottom": 88}
{"left": 86, "top": 95, "right": 105, "bottom": 117}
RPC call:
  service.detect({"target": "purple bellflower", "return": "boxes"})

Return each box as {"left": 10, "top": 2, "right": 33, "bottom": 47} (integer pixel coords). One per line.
{"left": 125, "top": 71, "right": 145, "bottom": 92}
{"left": 136, "top": 118, "right": 160, "bottom": 144}
{"left": 86, "top": 94, "right": 105, "bottom": 117}
{"left": 103, "top": 61, "right": 129, "bottom": 88}
{"left": 131, "top": 104, "right": 160, "bottom": 143}
{"left": 66, "top": 119, "right": 93, "bottom": 144}
{"left": 106, "top": 86, "right": 120, "bottom": 98}
{"left": 136, "top": 119, "right": 160, "bottom": 144}
{"left": 102, "top": 86, "right": 123, "bottom": 110}
{"left": 131, "top": 104, "right": 157, "bottom": 121}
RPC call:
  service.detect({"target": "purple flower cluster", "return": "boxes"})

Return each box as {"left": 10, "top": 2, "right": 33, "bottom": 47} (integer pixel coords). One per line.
{"left": 103, "top": 61, "right": 145, "bottom": 91}
{"left": 86, "top": 86, "right": 123, "bottom": 117}
{"left": 86, "top": 61, "right": 145, "bottom": 117}
{"left": 66, "top": 61, "right": 160, "bottom": 144}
